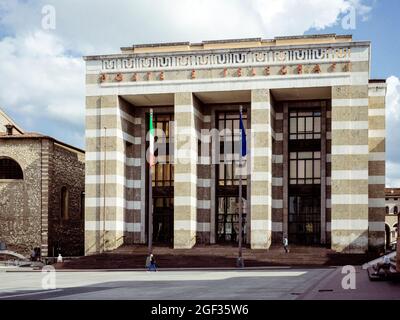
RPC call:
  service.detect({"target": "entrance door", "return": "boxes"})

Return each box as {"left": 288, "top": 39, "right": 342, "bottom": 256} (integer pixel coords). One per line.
{"left": 289, "top": 194, "right": 321, "bottom": 245}
{"left": 217, "top": 195, "right": 247, "bottom": 243}
{"left": 153, "top": 197, "right": 173, "bottom": 243}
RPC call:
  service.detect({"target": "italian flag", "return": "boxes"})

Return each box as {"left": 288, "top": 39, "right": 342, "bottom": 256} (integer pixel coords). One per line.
{"left": 149, "top": 109, "right": 155, "bottom": 167}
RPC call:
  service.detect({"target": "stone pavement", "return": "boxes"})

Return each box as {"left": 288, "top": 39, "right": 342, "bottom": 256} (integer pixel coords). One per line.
{"left": 1, "top": 267, "right": 399, "bottom": 300}
{"left": 299, "top": 266, "right": 400, "bottom": 300}
{"left": 0, "top": 268, "right": 332, "bottom": 300}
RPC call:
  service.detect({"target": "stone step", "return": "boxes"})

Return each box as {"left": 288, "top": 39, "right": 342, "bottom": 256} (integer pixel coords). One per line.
{"left": 56, "top": 244, "right": 371, "bottom": 269}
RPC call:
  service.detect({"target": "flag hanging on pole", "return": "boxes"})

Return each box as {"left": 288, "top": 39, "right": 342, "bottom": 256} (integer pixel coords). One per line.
{"left": 239, "top": 107, "right": 247, "bottom": 157}
{"left": 149, "top": 109, "right": 155, "bottom": 167}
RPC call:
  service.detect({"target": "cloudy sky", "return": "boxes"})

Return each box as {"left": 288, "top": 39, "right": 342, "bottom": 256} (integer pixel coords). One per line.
{"left": 0, "top": 0, "right": 399, "bottom": 186}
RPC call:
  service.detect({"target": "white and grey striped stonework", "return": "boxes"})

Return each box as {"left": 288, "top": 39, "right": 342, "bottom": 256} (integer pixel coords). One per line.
{"left": 272, "top": 104, "right": 284, "bottom": 241}
{"left": 173, "top": 92, "right": 199, "bottom": 249}
{"left": 330, "top": 86, "right": 370, "bottom": 253}
{"left": 85, "top": 95, "right": 140, "bottom": 254}
{"left": 368, "top": 82, "right": 386, "bottom": 249}
{"left": 250, "top": 89, "right": 273, "bottom": 249}
{"left": 124, "top": 105, "right": 143, "bottom": 244}
{"left": 197, "top": 108, "right": 212, "bottom": 243}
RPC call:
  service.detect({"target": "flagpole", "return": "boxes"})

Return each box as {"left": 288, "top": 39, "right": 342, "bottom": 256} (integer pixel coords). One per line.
{"left": 237, "top": 105, "right": 244, "bottom": 268}
{"left": 148, "top": 109, "right": 153, "bottom": 256}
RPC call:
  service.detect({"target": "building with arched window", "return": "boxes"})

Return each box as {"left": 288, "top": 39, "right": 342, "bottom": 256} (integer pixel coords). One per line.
{"left": 385, "top": 188, "right": 400, "bottom": 247}
{"left": 0, "top": 109, "right": 85, "bottom": 257}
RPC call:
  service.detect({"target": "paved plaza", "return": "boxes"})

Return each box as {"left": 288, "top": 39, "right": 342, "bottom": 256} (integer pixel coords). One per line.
{"left": 0, "top": 267, "right": 399, "bottom": 300}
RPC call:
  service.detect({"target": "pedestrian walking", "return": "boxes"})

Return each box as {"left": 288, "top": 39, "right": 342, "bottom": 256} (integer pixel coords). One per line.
{"left": 283, "top": 236, "right": 289, "bottom": 253}
{"left": 146, "top": 254, "right": 157, "bottom": 271}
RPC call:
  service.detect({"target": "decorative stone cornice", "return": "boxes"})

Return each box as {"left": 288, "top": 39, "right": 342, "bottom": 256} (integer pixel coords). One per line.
{"left": 85, "top": 42, "right": 370, "bottom": 74}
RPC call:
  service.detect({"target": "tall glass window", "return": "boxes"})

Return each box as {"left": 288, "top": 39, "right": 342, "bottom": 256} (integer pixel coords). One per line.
{"left": 216, "top": 110, "right": 247, "bottom": 243}
{"left": 218, "top": 111, "right": 247, "bottom": 186}
{"left": 149, "top": 113, "right": 174, "bottom": 244}
{"left": 288, "top": 105, "right": 323, "bottom": 246}
{"left": 152, "top": 113, "right": 173, "bottom": 187}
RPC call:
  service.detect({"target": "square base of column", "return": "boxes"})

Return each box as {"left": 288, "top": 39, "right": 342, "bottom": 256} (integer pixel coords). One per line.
{"left": 251, "top": 230, "right": 272, "bottom": 249}
{"left": 174, "top": 230, "right": 196, "bottom": 249}
{"left": 331, "top": 230, "right": 368, "bottom": 254}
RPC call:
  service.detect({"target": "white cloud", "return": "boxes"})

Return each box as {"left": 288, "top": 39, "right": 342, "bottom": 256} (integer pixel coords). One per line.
{"left": 0, "top": 0, "right": 372, "bottom": 152}
{"left": 0, "top": 30, "right": 85, "bottom": 126}
{"left": 386, "top": 76, "right": 400, "bottom": 187}
{"left": 387, "top": 162, "right": 400, "bottom": 188}
{"left": 1, "top": 0, "right": 371, "bottom": 54}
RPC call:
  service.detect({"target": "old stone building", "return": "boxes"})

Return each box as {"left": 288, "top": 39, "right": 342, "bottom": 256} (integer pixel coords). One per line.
{"left": 385, "top": 188, "right": 399, "bottom": 247}
{"left": 0, "top": 109, "right": 85, "bottom": 257}
{"left": 84, "top": 34, "right": 387, "bottom": 255}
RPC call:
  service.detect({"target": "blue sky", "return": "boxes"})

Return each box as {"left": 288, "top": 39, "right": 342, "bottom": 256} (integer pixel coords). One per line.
{"left": 0, "top": 0, "right": 399, "bottom": 185}
{"left": 306, "top": 0, "right": 400, "bottom": 79}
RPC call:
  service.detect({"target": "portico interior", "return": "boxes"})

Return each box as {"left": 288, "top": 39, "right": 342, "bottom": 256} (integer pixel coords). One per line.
{"left": 119, "top": 86, "right": 332, "bottom": 248}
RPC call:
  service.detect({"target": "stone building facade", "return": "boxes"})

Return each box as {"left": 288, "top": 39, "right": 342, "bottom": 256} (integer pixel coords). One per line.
{"left": 0, "top": 117, "right": 85, "bottom": 257}
{"left": 84, "top": 34, "right": 387, "bottom": 255}
{"left": 385, "top": 188, "right": 399, "bottom": 246}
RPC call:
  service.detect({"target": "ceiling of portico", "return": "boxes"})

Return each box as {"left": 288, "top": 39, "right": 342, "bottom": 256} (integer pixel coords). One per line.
{"left": 122, "top": 93, "right": 174, "bottom": 106}
{"left": 121, "top": 87, "right": 331, "bottom": 107}
{"left": 195, "top": 90, "right": 251, "bottom": 104}
{"left": 271, "top": 87, "right": 331, "bottom": 101}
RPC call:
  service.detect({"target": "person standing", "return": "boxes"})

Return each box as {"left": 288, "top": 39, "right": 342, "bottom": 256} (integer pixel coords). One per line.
{"left": 283, "top": 236, "right": 289, "bottom": 253}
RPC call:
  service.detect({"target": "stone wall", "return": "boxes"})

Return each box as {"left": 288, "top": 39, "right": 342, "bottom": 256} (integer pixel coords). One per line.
{"left": 0, "top": 138, "right": 85, "bottom": 257}
{"left": 0, "top": 139, "right": 43, "bottom": 256}
{"left": 48, "top": 143, "right": 85, "bottom": 257}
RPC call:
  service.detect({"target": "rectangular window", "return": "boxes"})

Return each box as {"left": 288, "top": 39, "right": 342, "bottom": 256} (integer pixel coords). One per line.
{"left": 289, "top": 151, "right": 321, "bottom": 185}
{"left": 217, "top": 111, "right": 247, "bottom": 186}
{"left": 289, "top": 109, "right": 322, "bottom": 140}
{"left": 151, "top": 113, "right": 174, "bottom": 187}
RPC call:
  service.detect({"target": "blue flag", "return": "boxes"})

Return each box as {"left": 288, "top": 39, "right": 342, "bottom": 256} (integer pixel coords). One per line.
{"left": 239, "top": 110, "right": 247, "bottom": 157}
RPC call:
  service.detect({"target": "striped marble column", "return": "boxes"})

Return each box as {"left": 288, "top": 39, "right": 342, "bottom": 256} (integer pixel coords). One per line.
{"left": 250, "top": 89, "right": 272, "bottom": 249}
{"left": 272, "top": 102, "right": 284, "bottom": 242}
{"left": 331, "top": 86, "right": 370, "bottom": 253}
{"left": 197, "top": 109, "right": 212, "bottom": 243}
{"left": 85, "top": 95, "right": 126, "bottom": 254}
{"left": 368, "top": 82, "right": 387, "bottom": 250}
{"left": 174, "top": 92, "right": 198, "bottom": 249}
